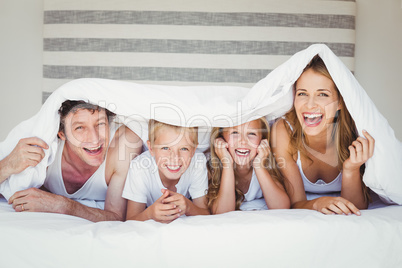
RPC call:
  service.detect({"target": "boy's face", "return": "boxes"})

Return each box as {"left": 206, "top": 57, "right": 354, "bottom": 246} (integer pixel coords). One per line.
{"left": 148, "top": 127, "right": 197, "bottom": 183}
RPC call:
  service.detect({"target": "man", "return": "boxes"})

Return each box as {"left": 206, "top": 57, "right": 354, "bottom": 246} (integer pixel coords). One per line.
{"left": 0, "top": 100, "right": 143, "bottom": 222}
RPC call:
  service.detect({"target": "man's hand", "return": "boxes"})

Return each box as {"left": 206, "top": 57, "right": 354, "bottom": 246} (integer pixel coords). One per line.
{"left": 8, "top": 188, "right": 66, "bottom": 213}
{"left": 0, "top": 137, "right": 48, "bottom": 182}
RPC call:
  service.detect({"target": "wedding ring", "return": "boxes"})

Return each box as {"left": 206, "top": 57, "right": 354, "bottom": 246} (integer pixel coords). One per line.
{"left": 21, "top": 204, "right": 24, "bottom": 212}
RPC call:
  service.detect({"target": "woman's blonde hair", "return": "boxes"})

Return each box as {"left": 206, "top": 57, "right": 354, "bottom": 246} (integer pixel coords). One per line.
{"left": 284, "top": 55, "right": 370, "bottom": 202}
{"left": 206, "top": 117, "right": 284, "bottom": 211}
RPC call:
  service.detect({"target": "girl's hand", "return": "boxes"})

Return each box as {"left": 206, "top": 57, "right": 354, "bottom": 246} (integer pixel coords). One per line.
{"left": 313, "top": 196, "right": 361, "bottom": 216}
{"left": 343, "top": 130, "right": 375, "bottom": 173}
{"left": 253, "top": 139, "right": 270, "bottom": 168}
{"left": 214, "top": 137, "right": 233, "bottom": 167}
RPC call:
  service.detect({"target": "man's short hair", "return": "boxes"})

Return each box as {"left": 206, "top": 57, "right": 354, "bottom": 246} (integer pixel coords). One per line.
{"left": 148, "top": 119, "right": 198, "bottom": 148}
{"left": 58, "top": 100, "right": 115, "bottom": 134}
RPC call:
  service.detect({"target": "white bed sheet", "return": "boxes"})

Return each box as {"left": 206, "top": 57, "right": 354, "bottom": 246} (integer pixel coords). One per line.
{"left": 1, "top": 196, "right": 401, "bottom": 268}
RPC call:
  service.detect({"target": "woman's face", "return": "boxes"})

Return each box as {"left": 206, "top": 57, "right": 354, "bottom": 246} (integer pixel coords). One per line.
{"left": 294, "top": 68, "right": 341, "bottom": 137}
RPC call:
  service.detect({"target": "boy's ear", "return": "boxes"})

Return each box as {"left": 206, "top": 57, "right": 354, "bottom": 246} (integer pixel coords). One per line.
{"left": 58, "top": 131, "right": 66, "bottom": 140}
{"left": 146, "top": 140, "right": 154, "bottom": 156}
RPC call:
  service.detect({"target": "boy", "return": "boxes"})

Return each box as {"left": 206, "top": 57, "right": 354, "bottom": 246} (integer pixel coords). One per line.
{"left": 123, "top": 120, "right": 210, "bottom": 223}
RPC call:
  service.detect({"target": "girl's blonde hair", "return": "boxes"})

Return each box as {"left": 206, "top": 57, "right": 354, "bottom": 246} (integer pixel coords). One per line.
{"left": 284, "top": 55, "right": 370, "bottom": 202}
{"left": 206, "top": 117, "right": 284, "bottom": 210}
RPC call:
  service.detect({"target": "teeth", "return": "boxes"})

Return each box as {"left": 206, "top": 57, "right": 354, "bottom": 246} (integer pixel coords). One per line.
{"left": 236, "top": 149, "right": 250, "bottom": 155}
{"left": 85, "top": 145, "right": 101, "bottom": 151}
{"left": 304, "top": 113, "right": 322, "bottom": 119}
{"left": 167, "top": 165, "right": 180, "bottom": 171}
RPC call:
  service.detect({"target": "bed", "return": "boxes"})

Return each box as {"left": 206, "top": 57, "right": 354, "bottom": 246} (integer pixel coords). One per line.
{"left": 1, "top": 1, "right": 402, "bottom": 267}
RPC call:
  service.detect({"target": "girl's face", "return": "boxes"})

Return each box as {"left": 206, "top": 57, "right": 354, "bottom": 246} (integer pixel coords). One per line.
{"left": 294, "top": 69, "right": 341, "bottom": 137}
{"left": 222, "top": 120, "right": 263, "bottom": 166}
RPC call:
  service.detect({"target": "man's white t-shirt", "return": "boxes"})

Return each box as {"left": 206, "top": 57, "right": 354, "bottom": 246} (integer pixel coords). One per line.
{"left": 123, "top": 151, "right": 208, "bottom": 207}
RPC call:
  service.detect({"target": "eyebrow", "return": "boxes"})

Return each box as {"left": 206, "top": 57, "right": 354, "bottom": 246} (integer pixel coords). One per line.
{"left": 71, "top": 117, "right": 107, "bottom": 127}
{"left": 295, "top": 88, "right": 331, "bottom": 92}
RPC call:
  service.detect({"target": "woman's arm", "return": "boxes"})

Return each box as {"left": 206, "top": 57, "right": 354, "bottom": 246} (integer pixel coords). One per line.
{"left": 271, "top": 119, "right": 361, "bottom": 215}
{"left": 341, "top": 130, "right": 375, "bottom": 209}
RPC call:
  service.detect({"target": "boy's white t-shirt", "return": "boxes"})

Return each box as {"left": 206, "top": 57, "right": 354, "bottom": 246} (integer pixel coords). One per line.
{"left": 123, "top": 150, "right": 208, "bottom": 207}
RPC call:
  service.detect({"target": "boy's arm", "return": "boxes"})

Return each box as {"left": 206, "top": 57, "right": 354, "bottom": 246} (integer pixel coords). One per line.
{"left": 188, "top": 195, "right": 210, "bottom": 216}
{"left": 126, "top": 191, "right": 182, "bottom": 223}
{"left": 162, "top": 190, "right": 210, "bottom": 216}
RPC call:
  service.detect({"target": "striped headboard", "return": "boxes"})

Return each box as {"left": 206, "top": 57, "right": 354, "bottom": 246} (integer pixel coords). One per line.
{"left": 43, "top": 0, "right": 356, "bottom": 102}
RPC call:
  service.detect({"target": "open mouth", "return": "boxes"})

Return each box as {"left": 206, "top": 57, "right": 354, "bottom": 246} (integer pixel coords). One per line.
{"left": 303, "top": 113, "right": 323, "bottom": 127}
{"left": 235, "top": 149, "right": 250, "bottom": 157}
{"left": 166, "top": 165, "right": 181, "bottom": 173}
{"left": 83, "top": 145, "right": 103, "bottom": 155}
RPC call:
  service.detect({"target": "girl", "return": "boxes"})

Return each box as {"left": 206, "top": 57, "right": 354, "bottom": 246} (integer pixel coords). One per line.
{"left": 271, "top": 55, "right": 375, "bottom": 216}
{"left": 207, "top": 117, "right": 290, "bottom": 214}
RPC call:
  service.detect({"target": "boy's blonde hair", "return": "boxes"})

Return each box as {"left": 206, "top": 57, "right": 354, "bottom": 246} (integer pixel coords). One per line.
{"left": 148, "top": 119, "right": 198, "bottom": 147}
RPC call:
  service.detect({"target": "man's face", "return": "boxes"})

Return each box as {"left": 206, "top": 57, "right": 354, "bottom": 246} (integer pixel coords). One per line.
{"left": 58, "top": 108, "right": 110, "bottom": 167}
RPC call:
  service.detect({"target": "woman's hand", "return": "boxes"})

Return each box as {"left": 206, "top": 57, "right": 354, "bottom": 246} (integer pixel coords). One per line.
{"left": 313, "top": 196, "right": 361, "bottom": 215}
{"left": 214, "top": 137, "right": 233, "bottom": 168}
{"left": 253, "top": 139, "right": 270, "bottom": 168}
{"left": 343, "top": 130, "right": 375, "bottom": 173}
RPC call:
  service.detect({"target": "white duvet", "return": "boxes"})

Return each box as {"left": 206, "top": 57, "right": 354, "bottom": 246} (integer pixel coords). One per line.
{"left": 0, "top": 44, "right": 401, "bottom": 204}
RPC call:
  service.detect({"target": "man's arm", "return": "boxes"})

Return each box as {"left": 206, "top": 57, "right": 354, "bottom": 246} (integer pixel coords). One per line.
{"left": 9, "top": 126, "right": 143, "bottom": 222}
{"left": 0, "top": 137, "right": 48, "bottom": 184}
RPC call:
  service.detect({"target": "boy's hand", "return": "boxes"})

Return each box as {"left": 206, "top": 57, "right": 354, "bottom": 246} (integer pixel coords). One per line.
{"left": 253, "top": 139, "right": 270, "bottom": 168}
{"left": 149, "top": 190, "right": 181, "bottom": 223}
{"left": 161, "top": 189, "right": 190, "bottom": 216}
{"left": 214, "top": 137, "right": 233, "bottom": 168}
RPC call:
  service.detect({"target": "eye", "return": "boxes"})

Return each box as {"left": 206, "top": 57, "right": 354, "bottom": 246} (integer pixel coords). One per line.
{"left": 231, "top": 131, "right": 239, "bottom": 135}
{"left": 248, "top": 132, "right": 257, "bottom": 136}
{"left": 161, "top": 147, "right": 169, "bottom": 150}
{"left": 296, "top": 92, "right": 307, "bottom": 97}
{"left": 180, "top": 147, "right": 189, "bottom": 151}
{"left": 75, "top": 126, "right": 83, "bottom": 131}
{"left": 319, "top": 93, "right": 329, "bottom": 97}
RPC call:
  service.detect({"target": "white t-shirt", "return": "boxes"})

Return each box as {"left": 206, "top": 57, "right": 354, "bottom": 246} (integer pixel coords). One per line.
{"left": 123, "top": 151, "right": 208, "bottom": 207}
{"left": 243, "top": 170, "right": 263, "bottom": 202}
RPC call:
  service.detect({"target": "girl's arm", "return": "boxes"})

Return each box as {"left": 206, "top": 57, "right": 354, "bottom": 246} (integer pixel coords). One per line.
{"left": 253, "top": 139, "right": 290, "bottom": 209}
{"left": 211, "top": 138, "right": 236, "bottom": 214}
{"left": 271, "top": 120, "right": 361, "bottom": 215}
{"left": 341, "top": 130, "right": 375, "bottom": 209}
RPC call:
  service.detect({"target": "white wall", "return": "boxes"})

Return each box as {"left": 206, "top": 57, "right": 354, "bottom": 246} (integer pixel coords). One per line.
{"left": 0, "top": 0, "right": 43, "bottom": 141}
{"left": 354, "top": 0, "right": 402, "bottom": 141}
{"left": 0, "top": 0, "right": 401, "bottom": 141}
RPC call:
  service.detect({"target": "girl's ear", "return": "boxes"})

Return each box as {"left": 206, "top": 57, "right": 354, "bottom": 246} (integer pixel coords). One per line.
{"left": 147, "top": 140, "right": 154, "bottom": 156}
{"left": 58, "top": 131, "right": 66, "bottom": 140}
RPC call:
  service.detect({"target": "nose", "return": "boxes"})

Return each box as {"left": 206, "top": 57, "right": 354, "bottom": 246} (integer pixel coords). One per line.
{"left": 239, "top": 132, "right": 248, "bottom": 145}
{"left": 307, "top": 95, "right": 317, "bottom": 109}
{"left": 169, "top": 148, "right": 179, "bottom": 162}
{"left": 87, "top": 127, "right": 100, "bottom": 144}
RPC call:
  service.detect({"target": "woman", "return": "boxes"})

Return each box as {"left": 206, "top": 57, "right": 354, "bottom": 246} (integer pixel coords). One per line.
{"left": 271, "top": 55, "right": 374, "bottom": 215}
